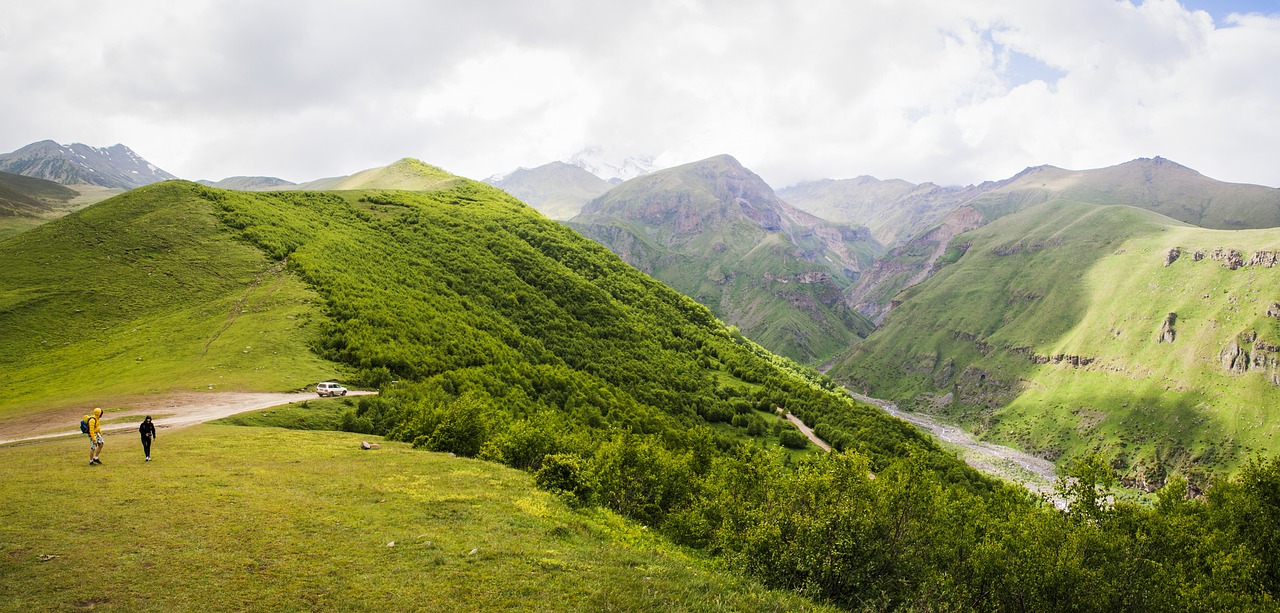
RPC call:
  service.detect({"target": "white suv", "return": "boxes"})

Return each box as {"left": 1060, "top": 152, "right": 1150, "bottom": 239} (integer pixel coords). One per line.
{"left": 316, "top": 382, "right": 348, "bottom": 397}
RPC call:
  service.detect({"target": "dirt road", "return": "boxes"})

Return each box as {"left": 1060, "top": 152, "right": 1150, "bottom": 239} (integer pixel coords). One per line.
{"left": 0, "top": 390, "right": 376, "bottom": 446}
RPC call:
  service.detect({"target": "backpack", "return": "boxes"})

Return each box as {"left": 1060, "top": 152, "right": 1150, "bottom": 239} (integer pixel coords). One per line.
{"left": 80, "top": 418, "right": 90, "bottom": 434}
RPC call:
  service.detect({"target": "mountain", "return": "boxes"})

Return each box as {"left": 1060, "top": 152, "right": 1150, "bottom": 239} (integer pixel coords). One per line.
{"left": 197, "top": 176, "right": 297, "bottom": 190}
{"left": 290, "top": 158, "right": 461, "bottom": 191}
{"left": 967, "top": 157, "right": 1280, "bottom": 230}
{"left": 841, "top": 158, "right": 1280, "bottom": 323}
{"left": 570, "top": 154, "right": 880, "bottom": 364}
{"left": 829, "top": 195, "right": 1280, "bottom": 486}
{"left": 567, "top": 147, "right": 656, "bottom": 182}
{"left": 484, "top": 161, "right": 612, "bottom": 220}
{"left": 0, "top": 140, "right": 176, "bottom": 190}
{"left": 779, "top": 176, "right": 999, "bottom": 247}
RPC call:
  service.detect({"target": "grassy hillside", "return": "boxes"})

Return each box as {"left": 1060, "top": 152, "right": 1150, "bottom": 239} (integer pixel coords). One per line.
{"left": 0, "top": 181, "right": 343, "bottom": 418}
{"left": 293, "top": 158, "right": 462, "bottom": 191}
{"left": 0, "top": 425, "right": 834, "bottom": 612}
{"left": 0, "top": 171, "right": 81, "bottom": 241}
{"left": 831, "top": 199, "right": 1280, "bottom": 483}
{"left": 969, "top": 158, "right": 1280, "bottom": 230}
{"left": 571, "top": 155, "right": 879, "bottom": 365}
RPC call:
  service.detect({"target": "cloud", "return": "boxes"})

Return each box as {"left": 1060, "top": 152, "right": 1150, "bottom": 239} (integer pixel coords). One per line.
{"left": 1, "top": 0, "right": 1277, "bottom": 188}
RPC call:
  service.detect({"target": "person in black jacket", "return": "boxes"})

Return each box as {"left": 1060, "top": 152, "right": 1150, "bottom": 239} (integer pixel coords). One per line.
{"left": 139, "top": 416, "right": 156, "bottom": 461}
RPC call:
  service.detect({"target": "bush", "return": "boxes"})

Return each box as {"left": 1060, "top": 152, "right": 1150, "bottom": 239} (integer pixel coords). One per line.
{"left": 779, "top": 427, "right": 809, "bottom": 450}
{"left": 535, "top": 453, "right": 595, "bottom": 507}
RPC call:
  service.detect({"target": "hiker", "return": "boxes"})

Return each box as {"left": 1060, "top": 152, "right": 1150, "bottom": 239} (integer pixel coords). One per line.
{"left": 139, "top": 416, "right": 156, "bottom": 461}
{"left": 87, "top": 407, "right": 104, "bottom": 465}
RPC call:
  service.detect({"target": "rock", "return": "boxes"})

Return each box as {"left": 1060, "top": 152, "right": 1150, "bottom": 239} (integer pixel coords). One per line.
{"left": 1248, "top": 250, "right": 1280, "bottom": 268}
{"left": 1211, "top": 248, "right": 1244, "bottom": 270}
{"left": 1268, "top": 303, "right": 1280, "bottom": 319}
{"left": 1220, "top": 338, "right": 1249, "bottom": 374}
{"left": 360, "top": 441, "right": 380, "bottom": 450}
{"left": 1163, "top": 247, "right": 1181, "bottom": 266}
{"left": 387, "top": 541, "right": 395, "bottom": 547}
{"left": 1157, "top": 312, "right": 1177, "bottom": 343}
{"left": 1193, "top": 250, "right": 1205, "bottom": 261}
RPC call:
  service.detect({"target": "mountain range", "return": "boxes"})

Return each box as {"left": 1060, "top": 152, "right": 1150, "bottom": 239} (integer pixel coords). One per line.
{"left": 0, "top": 140, "right": 176, "bottom": 190}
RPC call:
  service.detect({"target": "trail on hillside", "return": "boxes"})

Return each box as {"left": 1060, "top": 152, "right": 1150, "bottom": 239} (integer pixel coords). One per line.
{"left": 785, "top": 412, "right": 832, "bottom": 452}
{"left": 844, "top": 390, "right": 1061, "bottom": 498}
{"left": 0, "top": 390, "right": 376, "bottom": 446}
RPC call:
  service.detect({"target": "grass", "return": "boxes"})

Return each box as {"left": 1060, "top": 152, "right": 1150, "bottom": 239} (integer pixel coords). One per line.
{"left": 0, "top": 182, "right": 344, "bottom": 419}
{"left": 212, "top": 397, "right": 356, "bottom": 431}
{"left": 834, "top": 199, "right": 1280, "bottom": 479}
{"left": 0, "top": 425, "right": 835, "bottom": 612}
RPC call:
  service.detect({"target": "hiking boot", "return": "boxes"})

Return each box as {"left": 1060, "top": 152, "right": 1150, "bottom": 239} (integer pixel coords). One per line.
{"left": 145, "top": 457, "right": 151, "bottom": 461}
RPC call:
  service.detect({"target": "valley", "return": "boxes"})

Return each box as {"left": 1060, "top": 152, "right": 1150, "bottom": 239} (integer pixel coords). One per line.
{"left": 3, "top": 145, "right": 1280, "bottom": 610}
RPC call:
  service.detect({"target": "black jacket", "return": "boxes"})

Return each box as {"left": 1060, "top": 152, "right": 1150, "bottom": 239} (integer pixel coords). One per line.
{"left": 139, "top": 420, "right": 156, "bottom": 439}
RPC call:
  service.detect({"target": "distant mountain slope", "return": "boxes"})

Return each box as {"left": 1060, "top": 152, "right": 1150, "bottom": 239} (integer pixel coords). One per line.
{"left": 0, "top": 171, "right": 78, "bottom": 217}
{"left": 291, "top": 158, "right": 460, "bottom": 191}
{"left": 485, "top": 161, "right": 612, "bottom": 219}
{"left": 0, "top": 140, "right": 176, "bottom": 189}
{"left": 830, "top": 198, "right": 1280, "bottom": 483}
{"left": 779, "top": 176, "right": 999, "bottom": 247}
{"left": 570, "top": 154, "right": 880, "bottom": 364}
{"left": 0, "top": 171, "right": 98, "bottom": 242}
{"left": 968, "top": 157, "right": 1280, "bottom": 230}
{"left": 197, "top": 176, "right": 297, "bottom": 190}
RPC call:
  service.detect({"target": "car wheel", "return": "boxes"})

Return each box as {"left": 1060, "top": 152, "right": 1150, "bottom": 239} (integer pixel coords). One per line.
{"left": 341, "top": 391, "right": 347, "bottom": 396}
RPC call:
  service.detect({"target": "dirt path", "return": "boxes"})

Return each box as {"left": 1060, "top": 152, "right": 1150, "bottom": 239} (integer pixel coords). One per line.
{"left": 785, "top": 413, "right": 832, "bottom": 452}
{"left": 844, "top": 391, "right": 1062, "bottom": 501}
{"left": 0, "top": 391, "right": 376, "bottom": 446}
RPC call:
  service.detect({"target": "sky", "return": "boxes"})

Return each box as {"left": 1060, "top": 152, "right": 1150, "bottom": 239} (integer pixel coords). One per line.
{"left": 2, "top": 0, "right": 1279, "bottom": 188}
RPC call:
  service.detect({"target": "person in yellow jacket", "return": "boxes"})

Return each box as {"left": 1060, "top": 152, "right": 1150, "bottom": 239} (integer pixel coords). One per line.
{"left": 87, "top": 407, "right": 104, "bottom": 465}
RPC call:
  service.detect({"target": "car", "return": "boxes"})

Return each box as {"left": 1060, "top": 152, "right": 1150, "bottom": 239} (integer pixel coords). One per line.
{"left": 316, "top": 382, "right": 348, "bottom": 397}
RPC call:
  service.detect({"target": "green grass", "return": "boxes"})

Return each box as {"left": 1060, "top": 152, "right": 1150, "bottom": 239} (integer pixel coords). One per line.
{"left": 833, "top": 199, "right": 1280, "bottom": 480}
{"left": 212, "top": 397, "right": 356, "bottom": 431}
{"left": 0, "top": 426, "right": 834, "bottom": 612}
{"left": 0, "top": 182, "right": 345, "bottom": 419}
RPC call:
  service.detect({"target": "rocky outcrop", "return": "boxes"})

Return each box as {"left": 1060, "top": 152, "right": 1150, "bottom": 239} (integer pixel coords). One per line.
{"left": 1157, "top": 312, "right": 1177, "bottom": 343}
{"left": 1268, "top": 302, "right": 1280, "bottom": 319}
{"left": 1219, "top": 331, "right": 1280, "bottom": 385}
{"left": 1248, "top": 250, "right": 1280, "bottom": 267}
{"left": 1211, "top": 248, "right": 1244, "bottom": 270}
{"left": 1163, "top": 247, "right": 1181, "bottom": 266}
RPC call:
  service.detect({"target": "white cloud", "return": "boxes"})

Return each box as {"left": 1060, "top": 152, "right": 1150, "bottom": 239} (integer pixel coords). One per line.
{"left": 1, "top": 0, "right": 1277, "bottom": 189}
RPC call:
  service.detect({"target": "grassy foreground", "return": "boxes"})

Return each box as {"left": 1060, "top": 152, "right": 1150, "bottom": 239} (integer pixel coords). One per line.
{"left": 0, "top": 425, "right": 832, "bottom": 612}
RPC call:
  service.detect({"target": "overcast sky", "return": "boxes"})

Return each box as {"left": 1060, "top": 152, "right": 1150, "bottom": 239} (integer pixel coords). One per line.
{"left": 2, "top": 0, "right": 1278, "bottom": 188}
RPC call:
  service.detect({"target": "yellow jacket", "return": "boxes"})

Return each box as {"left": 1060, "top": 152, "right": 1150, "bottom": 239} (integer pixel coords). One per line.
{"left": 88, "top": 408, "right": 103, "bottom": 436}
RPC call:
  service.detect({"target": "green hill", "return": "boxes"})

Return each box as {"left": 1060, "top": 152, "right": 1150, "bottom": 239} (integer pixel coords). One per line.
{"left": 292, "top": 158, "right": 461, "bottom": 191}
{"left": 570, "top": 155, "right": 880, "bottom": 365}
{"left": 830, "top": 199, "right": 1280, "bottom": 484}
